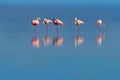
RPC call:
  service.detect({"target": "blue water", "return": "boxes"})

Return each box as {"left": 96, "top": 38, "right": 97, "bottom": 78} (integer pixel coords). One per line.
{"left": 0, "top": 5, "right": 120, "bottom": 80}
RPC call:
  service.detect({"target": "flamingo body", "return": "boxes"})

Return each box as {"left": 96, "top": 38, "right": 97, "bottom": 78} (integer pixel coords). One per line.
{"left": 43, "top": 18, "right": 52, "bottom": 24}
{"left": 97, "top": 19, "right": 105, "bottom": 28}
{"left": 31, "top": 18, "right": 41, "bottom": 26}
{"left": 53, "top": 18, "right": 64, "bottom": 25}
{"left": 97, "top": 20, "right": 102, "bottom": 25}
{"left": 74, "top": 18, "right": 84, "bottom": 25}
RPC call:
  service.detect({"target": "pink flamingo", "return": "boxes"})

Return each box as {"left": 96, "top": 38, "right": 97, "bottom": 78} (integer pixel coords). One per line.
{"left": 31, "top": 18, "right": 41, "bottom": 26}
{"left": 43, "top": 18, "right": 52, "bottom": 46}
{"left": 53, "top": 18, "right": 64, "bottom": 46}
{"left": 43, "top": 18, "right": 52, "bottom": 38}
{"left": 74, "top": 18, "right": 84, "bottom": 47}
{"left": 74, "top": 18, "right": 84, "bottom": 25}
{"left": 43, "top": 18, "right": 52, "bottom": 25}
{"left": 53, "top": 18, "right": 64, "bottom": 25}
{"left": 97, "top": 19, "right": 105, "bottom": 28}
{"left": 31, "top": 18, "right": 41, "bottom": 48}
{"left": 53, "top": 18, "right": 64, "bottom": 37}
{"left": 74, "top": 18, "right": 84, "bottom": 33}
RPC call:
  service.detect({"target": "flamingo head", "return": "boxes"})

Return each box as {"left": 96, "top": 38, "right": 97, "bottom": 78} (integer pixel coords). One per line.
{"left": 97, "top": 20, "right": 102, "bottom": 25}
{"left": 74, "top": 18, "right": 77, "bottom": 21}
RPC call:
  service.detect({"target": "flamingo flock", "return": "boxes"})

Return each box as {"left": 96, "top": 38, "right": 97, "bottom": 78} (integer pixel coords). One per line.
{"left": 32, "top": 17, "right": 105, "bottom": 28}
{"left": 31, "top": 17, "right": 106, "bottom": 48}
{"left": 31, "top": 17, "right": 64, "bottom": 27}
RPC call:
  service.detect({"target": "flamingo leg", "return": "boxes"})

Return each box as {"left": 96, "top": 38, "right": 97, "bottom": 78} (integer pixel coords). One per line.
{"left": 56, "top": 25, "right": 58, "bottom": 38}
{"left": 34, "top": 27, "right": 36, "bottom": 37}
{"left": 78, "top": 25, "right": 80, "bottom": 37}
{"left": 46, "top": 25, "right": 48, "bottom": 36}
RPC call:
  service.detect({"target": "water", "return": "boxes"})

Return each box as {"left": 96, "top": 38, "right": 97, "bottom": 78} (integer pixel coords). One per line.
{"left": 0, "top": 5, "right": 120, "bottom": 80}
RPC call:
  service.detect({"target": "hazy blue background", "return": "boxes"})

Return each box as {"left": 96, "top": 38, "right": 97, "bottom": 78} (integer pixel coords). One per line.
{"left": 0, "top": 0, "right": 120, "bottom": 6}
{"left": 0, "top": 0, "right": 120, "bottom": 80}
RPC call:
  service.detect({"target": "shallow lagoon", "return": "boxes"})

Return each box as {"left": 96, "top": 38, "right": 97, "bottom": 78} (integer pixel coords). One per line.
{"left": 0, "top": 5, "right": 120, "bottom": 80}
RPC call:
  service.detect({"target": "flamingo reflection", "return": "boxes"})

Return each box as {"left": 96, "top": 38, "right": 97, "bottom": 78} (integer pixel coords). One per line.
{"left": 53, "top": 18, "right": 64, "bottom": 46}
{"left": 97, "top": 31, "right": 106, "bottom": 46}
{"left": 53, "top": 30, "right": 64, "bottom": 46}
{"left": 31, "top": 27, "right": 40, "bottom": 48}
{"left": 43, "top": 18, "right": 52, "bottom": 46}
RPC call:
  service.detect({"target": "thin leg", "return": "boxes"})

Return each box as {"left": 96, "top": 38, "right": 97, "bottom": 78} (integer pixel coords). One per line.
{"left": 56, "top": 26, "right": 58, "bottom": 38}
{"left": 34, "top": 27, "right": 36, "bottom": 37}
{"left": 78, "top": 25, "right": 80, "bottom": 37}
{"left": 46, "top": 25, "right": 48, "bottom": 36}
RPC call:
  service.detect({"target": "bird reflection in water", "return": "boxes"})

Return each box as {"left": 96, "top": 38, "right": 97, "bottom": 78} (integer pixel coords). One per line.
{"left": 31, "top": 18, "right": 41, "bottom": 48}
{"left": 97, "top": 30, "right": 106, "bottom": 46}
{"left": 43, "top": 18, "right": 52, "bottom": 46}
{"left": 53, "top": 18, "right": 64, "bottom": 46}
{"left": 31, "top": 27, "right": 40, "bottom": 48}
{"left": 96, "top": 19, "right": 106, "bottom": 46}
{"left": 74, "top": 18, "right": 84, "bottom": 47}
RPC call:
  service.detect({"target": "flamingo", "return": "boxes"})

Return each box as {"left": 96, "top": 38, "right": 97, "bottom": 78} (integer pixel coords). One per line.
{"left": 42, "top": 18, "right": 52, "bottom": 46}
{"left": 43, "top": 18, "right": 52, "bottom": 25}
{"left": 74, "top": 18, "right": 84, "bottom": 47}
{"left": 97, "top": 19, "right": 105, "bottom": 28}
{"left": 53, "top": 18, "right": 64, "bottom": 46}
{"left": 31, "top": 17, "right": 41, "bottom": 26}
{"left": 53, "top": 18, "right": 64, "bottom": 36}
{"left": 53, "top": 18, "right": 64, "bottom": 25}
{"left": 74, "top": 18, "right": 84, "bottom": 33}
{"left": 74, "top": 18, "right": 84, "bottom": 26}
